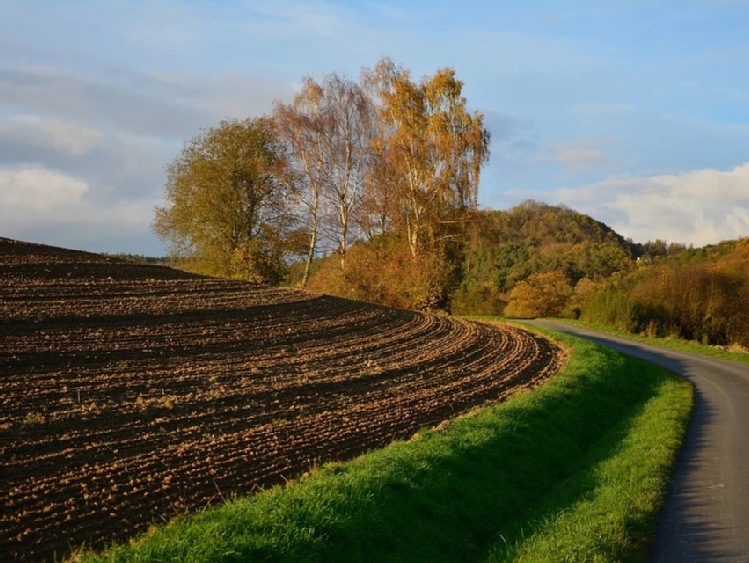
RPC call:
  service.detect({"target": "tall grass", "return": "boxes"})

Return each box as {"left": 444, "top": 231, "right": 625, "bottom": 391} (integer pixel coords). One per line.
{"left": 77, "top": 326, "right": 692, "bottom": 562}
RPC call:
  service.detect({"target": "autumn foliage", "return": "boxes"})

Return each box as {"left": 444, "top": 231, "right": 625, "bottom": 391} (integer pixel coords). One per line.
{"left": 153, "top": 62, "right": 747, "bottom": 349}
{"left": 282, "top": 58, "right": 490, "bottom": 308}
{"left": 307, "top": 235, "right": 453, "bottom": 309}
{"left": 580, "top": 239, "right": 749, "bottom": 347}
{"left": 454, "top": 201, "right": 748, "bottom": 349}
{"left": 454, "top": 201, "right": 636, "bottom": 316}
{"left": 583, "top": 238, "right": 749, "bottom": 346}
{"left": 504, "top": 271, "right": 573, "bottom": 318}
{"left": 153, "top": 118, "right": 298, "bottom": 283}
{"left": 155, "top": 58, "right": 489, "bottom": 308}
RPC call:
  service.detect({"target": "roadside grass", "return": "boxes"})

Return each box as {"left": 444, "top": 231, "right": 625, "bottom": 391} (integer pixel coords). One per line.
{"left": 552, "top": 318, "right": 749, "bottom": 367}
{"left": 77, "top": 326, "right": 692, "bottom": 563}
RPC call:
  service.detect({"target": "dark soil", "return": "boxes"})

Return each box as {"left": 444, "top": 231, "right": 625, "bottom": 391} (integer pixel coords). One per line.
{"left": 0, "top": 237, "right": 563, "bottom": 561}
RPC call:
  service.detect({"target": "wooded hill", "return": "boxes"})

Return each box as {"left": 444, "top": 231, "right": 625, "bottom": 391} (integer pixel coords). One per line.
{"left": 437, "top": 200, "right": 748, "bottom": 349}
{"left": 451, "top": 200, "right": 638, "bottom": 316}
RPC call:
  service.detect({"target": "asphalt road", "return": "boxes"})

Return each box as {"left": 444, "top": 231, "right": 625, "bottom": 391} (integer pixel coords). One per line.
{"left": 528, "top": 320, "right": 749, "bottom": 562}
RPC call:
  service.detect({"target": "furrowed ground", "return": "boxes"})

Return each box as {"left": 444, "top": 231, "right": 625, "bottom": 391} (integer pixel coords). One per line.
{"left": 0, "top": 238, "right": 563, "bottom": 561}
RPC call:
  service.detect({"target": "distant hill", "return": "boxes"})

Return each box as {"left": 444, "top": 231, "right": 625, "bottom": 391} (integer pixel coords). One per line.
{"left": 453, "top": 201, "right": 638, "bottom": 315}
{"left": 451, "top": 203, "right": 749, "bottom": 348}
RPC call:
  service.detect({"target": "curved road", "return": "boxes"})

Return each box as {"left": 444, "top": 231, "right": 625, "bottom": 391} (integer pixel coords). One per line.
{"left": 529, "top": 320, "right": 749, "bottom": 562}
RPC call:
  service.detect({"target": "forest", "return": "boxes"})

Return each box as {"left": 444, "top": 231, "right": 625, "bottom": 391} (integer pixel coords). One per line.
{"left": 452, "top": 201, "right": 749, "bottom": 349}
{"left": 153, "top": 59, "right": 748, "bottom": 350}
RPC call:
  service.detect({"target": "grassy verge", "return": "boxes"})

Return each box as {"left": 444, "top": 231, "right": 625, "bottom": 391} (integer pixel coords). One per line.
{"left": 77, "top": 326, "right": 692, "bottom": 562}
{"left": 552, "top": 318, "right": 749, "bottom": 367}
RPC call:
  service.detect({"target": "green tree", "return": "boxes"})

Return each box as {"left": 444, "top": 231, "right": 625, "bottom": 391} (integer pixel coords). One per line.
{"left": 153, "top": 118, "right": 295, "bottom": 282}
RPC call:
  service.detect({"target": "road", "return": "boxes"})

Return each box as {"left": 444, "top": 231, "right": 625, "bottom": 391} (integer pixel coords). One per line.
{"left": 528, "top": 320, "right": 749, "bottom": 562}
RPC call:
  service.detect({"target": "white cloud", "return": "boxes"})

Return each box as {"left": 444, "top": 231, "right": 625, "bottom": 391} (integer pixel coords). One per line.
{"left": 656, "top": 164, "right": 749, "bottom": 201}
{"left": 0, "top": 167, "right": 88, "bottom": 210}
{"left": 549, "top": 162, "right": 749, "bottom": 245}
{"left": 0, "top": 63, "right": 294, "bottom": 255}
{"left": 0, "top": 165, "right": 155, "bottom": 225}
{"left": 0, "top": 115, "right": 105, "bottom": 157}
{"left": 0, "top": 165, "right": 158, "bottom": 253}
{"left": 0, "top": 112, "right": 170, "bottom": 204}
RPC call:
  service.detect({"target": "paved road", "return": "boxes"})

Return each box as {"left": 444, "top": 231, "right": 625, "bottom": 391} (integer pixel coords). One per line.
{"left": 528, "top": 320, "right": 749, "bottom": 562}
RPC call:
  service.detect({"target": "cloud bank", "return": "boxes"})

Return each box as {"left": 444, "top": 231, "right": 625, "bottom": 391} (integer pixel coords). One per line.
{"left": 0, "top": 64, "right": 292, "bottom": 254}
{"left": 549, "top": 163, "right": 749, "bottom": 246}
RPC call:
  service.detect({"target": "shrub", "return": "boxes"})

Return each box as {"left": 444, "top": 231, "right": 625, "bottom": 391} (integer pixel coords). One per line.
{"left": 505, "top": 270, "right": 573, "bottom": 318}
{"left": 450, "top": 282, "right": 506, "bottom": 316}
{"left": 308, "top": 237, "right": 455, "bottom": 310}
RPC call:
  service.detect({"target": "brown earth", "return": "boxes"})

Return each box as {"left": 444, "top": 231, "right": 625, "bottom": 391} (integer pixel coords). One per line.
{"left": 0, "top": 237, "right": 564, "bottom": 561}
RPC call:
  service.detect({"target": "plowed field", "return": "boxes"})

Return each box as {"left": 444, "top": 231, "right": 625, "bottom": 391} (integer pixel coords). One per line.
{"left": 0, "top": 238, "right": 564, "bottom": 561}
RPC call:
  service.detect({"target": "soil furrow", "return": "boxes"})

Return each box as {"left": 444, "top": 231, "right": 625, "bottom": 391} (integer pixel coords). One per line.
{"left": 0, "top": 237, "right": 563, "bottom": 561}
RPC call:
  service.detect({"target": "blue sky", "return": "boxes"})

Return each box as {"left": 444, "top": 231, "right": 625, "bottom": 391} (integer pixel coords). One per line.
{"left": 1, "top": 0, "right": 748, "bottom": 254}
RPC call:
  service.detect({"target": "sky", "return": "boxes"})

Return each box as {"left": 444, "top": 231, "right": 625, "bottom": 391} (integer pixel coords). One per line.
{"left": 1, "top": 0, "right": 748, "bottom": 255}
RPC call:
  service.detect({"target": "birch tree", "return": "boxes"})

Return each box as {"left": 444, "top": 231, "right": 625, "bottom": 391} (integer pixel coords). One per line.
{"left": 363, "top": 58, "right": 490, "bottom": 257}
{"left": 319, "top": 74, "right": 376, "bottom": 269}
{"left": 274, "top": 80, "right": 326, "bottom": 287}
{"left": 274, "top": 74, "right": 375, "bottom": 283}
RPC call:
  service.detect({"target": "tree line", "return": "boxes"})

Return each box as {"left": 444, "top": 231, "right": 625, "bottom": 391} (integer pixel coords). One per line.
{"left": 578, "top": 238, "right": 749, "bottom": 348}
{"left": 453, "top": 201, "right": 749, "bottom": 349}
{"left": 154, "top": 58, "right": 489, "bottom": 308}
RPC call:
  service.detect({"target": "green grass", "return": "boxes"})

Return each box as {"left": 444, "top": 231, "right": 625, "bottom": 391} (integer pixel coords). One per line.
{"left": 553, "top": 318, "right": 749, "bottom": 367}
{"left": 76, "top": 326, "right": 692, "bottom": 562}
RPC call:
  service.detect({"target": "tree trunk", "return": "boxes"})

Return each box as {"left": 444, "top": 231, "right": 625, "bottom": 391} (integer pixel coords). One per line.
{"left": 301, "top": 225, "right": 317, "bottom": 288}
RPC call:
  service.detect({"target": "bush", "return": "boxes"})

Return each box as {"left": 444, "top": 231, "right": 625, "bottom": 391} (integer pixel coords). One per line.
{"left": 578, "top": 239, "right": 749, "bottom": 348}
{"left": 579, "top": 283, "right": 637, "bottom": 331}
{"left": 504, "top": 270, "right": 573, "bottom": 318}
{"left": 450, "top": 282, "right": 506, "bottom": 316}
{"left": 308, "top": 237, "right": 455, "bottom": 310}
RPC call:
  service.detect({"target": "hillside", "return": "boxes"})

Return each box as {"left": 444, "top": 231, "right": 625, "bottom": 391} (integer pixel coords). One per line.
{"left": 452, "top": 201, "right": 638, "bottom": 315}
{"left": 0, "top": 237, "right": 563, "bottom": 561}
{"left": 452, "top": 203, "right": 748, "bottom": 347}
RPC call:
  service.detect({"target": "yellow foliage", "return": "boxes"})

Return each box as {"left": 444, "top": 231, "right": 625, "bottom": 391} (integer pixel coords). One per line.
{"left": 505, "top": 270, "right": 573, "bottom": 318}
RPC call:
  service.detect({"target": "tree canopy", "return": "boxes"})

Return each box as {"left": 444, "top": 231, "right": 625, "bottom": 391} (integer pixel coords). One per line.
{"left": 154, "top": 59, "right": 491, "bottom": 306}
{"left": 272, "top": 58, "right": 492, "bottom": 308}
{"left": 301, "top": 59, "right": 491, "bottom": 308}
{"left": 363, "top": 58, "right": 490, "bottom": 257}
{"left": 274, "top": 74, "right": 376, "bottom": 284}
{"left": 153, "top": 118, "right": 296, "bottom": 283}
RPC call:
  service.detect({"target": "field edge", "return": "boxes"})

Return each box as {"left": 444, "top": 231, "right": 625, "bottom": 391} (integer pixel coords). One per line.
{"left": 491, "top": 321, "right": 694, "bottom": 561}
{"left": 71, "top": 322, "right": 693, "bottom": 562}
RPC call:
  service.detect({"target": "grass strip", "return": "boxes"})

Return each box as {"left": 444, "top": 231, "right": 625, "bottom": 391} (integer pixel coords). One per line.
{"left": 486, "top": 326, "right": 693, "bottom": 562}
{"left": 77, "top": 327, "right": 692, "bottom": 562}
{"left": 553, "top": 318, "right": 749, "bottom": 366}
